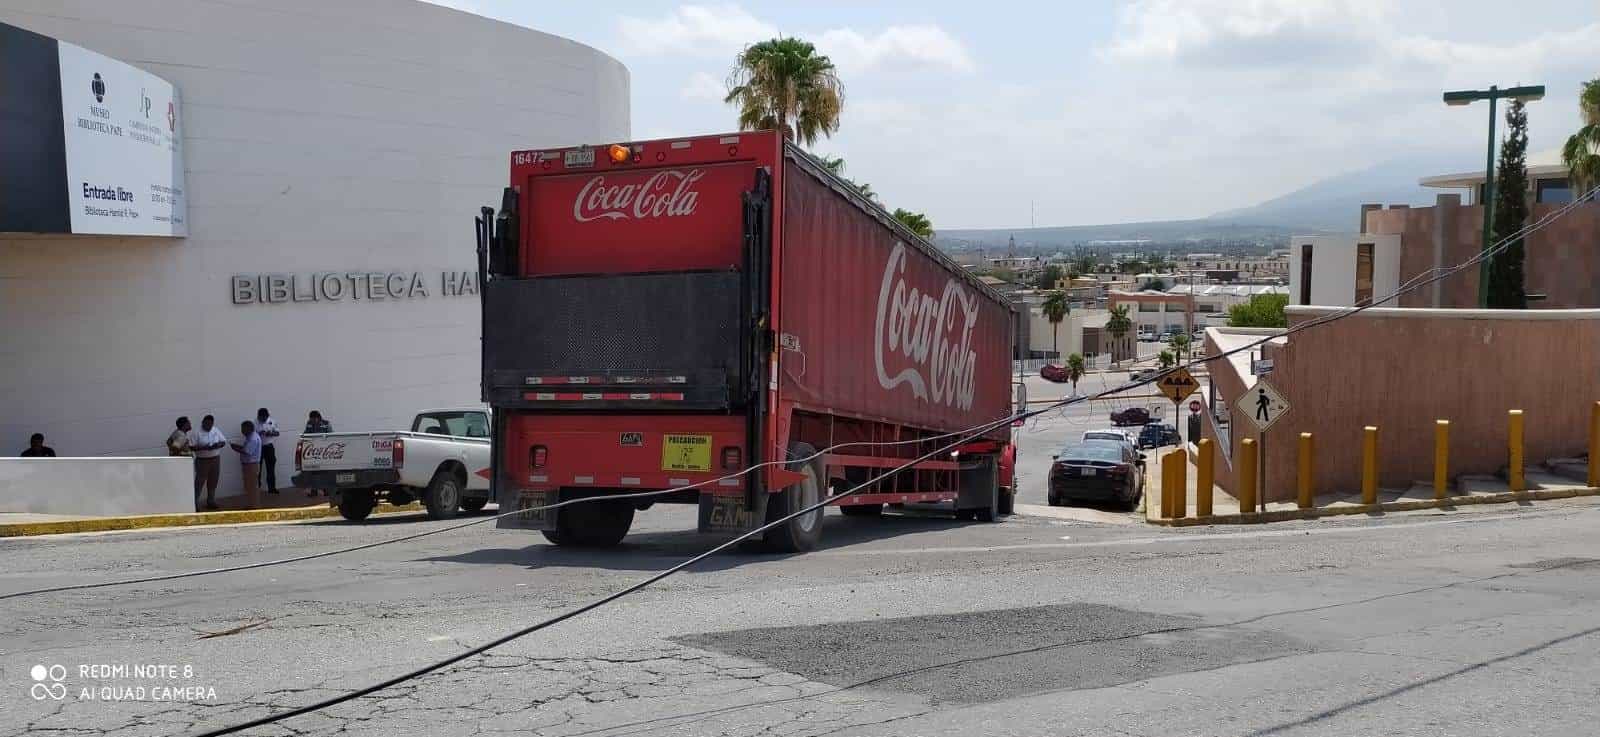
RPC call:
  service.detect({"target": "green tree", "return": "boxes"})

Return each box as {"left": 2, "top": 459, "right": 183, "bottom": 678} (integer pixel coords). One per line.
{"left": 1227, "top": 293, "right": 1288, "bottom": 328}
{"left": 1035, "top": 264, "right": 1064, "bottom": 291}
{"left": 1145, "top": 278, "right": 1167, "bottom": 291}
{"left": 725, "top": 38, "right": 844, "bottom": 146}
{"left": 1065, "top": 353, "right": 1086, "bottom": 397}
{"left": 892, "top": 208, "right": 934, "bottom": 239}
{"left": 1157, "top": 350, "right": 1176, "bottom": 370}
{"left": 1041, "top": 291, "right": 1070, "bottom": 357}
{"left": 1119, "top": 259, "right": 1149, "bottom": 275}
{"left": 1562, "top": 78, "right": 1600, "bottom": 197}
{"left": 1106, "top": 304, "right": 1133, "bottom": 367}
{"left": 1073, "top": 255, "right": 1098, "bottom": 276}
{"left": 1167, "top": 332, "right": 1191, "bottom": 362}
{"left": 1488, "top": 99, "right": 1530, "bottom": 309}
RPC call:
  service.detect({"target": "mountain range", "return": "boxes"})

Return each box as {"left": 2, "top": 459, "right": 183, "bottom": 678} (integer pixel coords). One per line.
{"left": 939, "top": 151, "right": 1473, "bottom": 251}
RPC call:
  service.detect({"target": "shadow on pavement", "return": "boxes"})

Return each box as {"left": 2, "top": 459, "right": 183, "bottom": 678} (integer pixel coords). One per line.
{"left": 417, "top": 511, "right": 980, "bottom": 573}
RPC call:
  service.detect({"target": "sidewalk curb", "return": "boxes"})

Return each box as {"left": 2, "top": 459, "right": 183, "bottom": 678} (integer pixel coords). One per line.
{"left": 0, "top": 503, "right": 425, "bottom": 538}
{"left": 1146, "top": 486, "right": 1600, "bottom": 526}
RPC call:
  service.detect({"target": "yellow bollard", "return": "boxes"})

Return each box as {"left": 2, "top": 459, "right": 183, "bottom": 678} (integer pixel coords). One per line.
{"left": 1434, "top": 420, "right": 1450, "bottom": 500}
{"left": 1196, "top": 438, "right": 1214, "bottom": 518}
{"left": 1239, "top": 438, "right": 1257, "bottom": 514}
{"left": 1590, "top": 402, "right": 1600, "bottom": 488}
{"left": 1297, "top": 432, "right": 1314, "bottom": 509}
{"left": 1170, "top": 448, "right": 1188, "bottom": 519}
{"left": 1361, "top": 426, "right": 1379, "bottom": 505}
{"left": 1508, "top": 409, "right": 1524, "bottom": 492}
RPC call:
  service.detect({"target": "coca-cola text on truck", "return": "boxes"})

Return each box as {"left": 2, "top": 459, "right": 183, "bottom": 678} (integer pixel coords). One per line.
{"left": 475, "top": 132, "right": 1017, "bottom": 552}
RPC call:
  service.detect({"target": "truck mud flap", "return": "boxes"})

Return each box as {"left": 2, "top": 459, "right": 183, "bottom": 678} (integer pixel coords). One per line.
{"left": 497, "top": 488, "right": 558, "bottom": 531}
{"left": 697, "top": 492, "right": 768, "bottom": 534}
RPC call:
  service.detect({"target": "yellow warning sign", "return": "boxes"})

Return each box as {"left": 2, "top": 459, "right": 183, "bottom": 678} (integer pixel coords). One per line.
{"left": 1156, "top": 368, "right": 1200, "bottom": 402}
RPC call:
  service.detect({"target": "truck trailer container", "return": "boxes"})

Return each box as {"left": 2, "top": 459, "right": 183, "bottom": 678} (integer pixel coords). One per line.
{"left": 476, "top": 130, "right": 1017, "bottom": 552}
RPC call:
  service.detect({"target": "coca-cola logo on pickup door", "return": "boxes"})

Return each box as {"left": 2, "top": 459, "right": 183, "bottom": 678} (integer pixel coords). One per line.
{"left": 573, "top": 169, "right": 705, "bottom": 223}
{"left": 874, "top": 243, "right": 980, "bottom": 410}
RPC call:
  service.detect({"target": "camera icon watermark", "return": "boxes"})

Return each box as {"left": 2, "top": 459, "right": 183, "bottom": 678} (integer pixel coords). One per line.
{"left": 30, "top": 664, "right": 68, "bottom": 700}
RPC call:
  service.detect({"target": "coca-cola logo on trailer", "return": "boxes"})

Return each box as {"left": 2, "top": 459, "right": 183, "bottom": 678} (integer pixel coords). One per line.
{"left": 303, "top": 442, "right": 347, "bottom": 461}
{"left": 573, "top": 169, "right": 706, "bottom": 223}
{"left": 874, "top": 243, "right": 980, "bottom": 410}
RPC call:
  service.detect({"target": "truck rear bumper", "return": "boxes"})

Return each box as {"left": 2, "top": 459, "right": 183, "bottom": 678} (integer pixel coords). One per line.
{"left": 292, "top": 469, "right": 402, "bottom": 489}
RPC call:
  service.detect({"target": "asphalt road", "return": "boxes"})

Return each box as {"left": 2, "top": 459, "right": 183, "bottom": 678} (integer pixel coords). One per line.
{"left": 6, "top": 492, "right": 1600, "bottom": 736}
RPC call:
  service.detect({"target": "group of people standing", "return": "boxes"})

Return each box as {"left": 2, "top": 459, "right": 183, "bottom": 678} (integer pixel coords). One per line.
{"left": 165, "top": 408, "right": 331, "bottom": 512}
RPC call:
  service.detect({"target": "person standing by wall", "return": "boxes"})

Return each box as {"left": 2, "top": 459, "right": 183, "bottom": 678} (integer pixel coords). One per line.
{"left": 189, "top": 415, "right": 227, "bottom": 510}
{"left": 166, "top": 417, "right": 192, "bottom": 457}
{"left": 302, "top": 410, "right": 332, "bottom": 497}
{"left": 256, "top": 408, "right": 281, "bottom": 495}
{"left": 19, "top": 433, "right": 56, "bottom": 457}
{"left": 231, "top": 420, "right": 262, "bottom": 508}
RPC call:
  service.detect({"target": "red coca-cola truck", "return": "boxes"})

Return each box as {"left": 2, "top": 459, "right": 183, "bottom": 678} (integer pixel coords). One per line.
{"left": 475, "top": 130, "right": 1016, "bottom": 552}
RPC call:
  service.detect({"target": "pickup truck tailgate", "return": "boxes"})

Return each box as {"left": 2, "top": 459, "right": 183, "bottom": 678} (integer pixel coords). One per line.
{"left": 299, "top": 433, "right": 395, "bottom": 472}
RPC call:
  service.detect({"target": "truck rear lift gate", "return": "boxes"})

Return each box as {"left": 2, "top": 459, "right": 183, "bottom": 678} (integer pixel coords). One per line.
{"left": 481, "top": 270, "right": 743, "bottom": 412}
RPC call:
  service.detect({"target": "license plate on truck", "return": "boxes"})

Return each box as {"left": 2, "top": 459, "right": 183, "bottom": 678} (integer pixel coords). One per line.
{"left": 336, "top": 472, "right": 356, "bottom": 484}
{"left": 661, "top": 434, "right": 712, "bottom": 472}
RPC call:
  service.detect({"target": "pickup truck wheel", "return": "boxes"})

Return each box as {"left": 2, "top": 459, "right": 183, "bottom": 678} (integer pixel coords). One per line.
{"left": 424, "top": 472, "right": 462, "bottom": 520}
{"left": 552, "top": 500, "right": 633, "bottom": 547}
{"left": 460, "top": 497, "right": 489, "bottom": 513}
{"left": 338, "top": 490, "right": 376, "bottom": 521}
{"left": 762, "top": 443, "right": 825, "bottom": 553}
{"left": 998, "top": 487, "right": 1015, "bottom": 516}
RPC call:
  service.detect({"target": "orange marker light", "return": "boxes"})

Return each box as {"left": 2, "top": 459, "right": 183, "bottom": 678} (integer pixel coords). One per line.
{"left": 608, "top": 144, "right": 630, "bottom": 163}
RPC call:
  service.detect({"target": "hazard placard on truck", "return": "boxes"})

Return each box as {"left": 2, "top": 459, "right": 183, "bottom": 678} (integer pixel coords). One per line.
{"left": 474, "top": 131, "right": 1018, "bottom": 553}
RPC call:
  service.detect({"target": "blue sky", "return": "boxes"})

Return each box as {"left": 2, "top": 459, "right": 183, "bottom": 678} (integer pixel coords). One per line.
{"left": 428, "top": 1, "right": 1599, "bottom": 229}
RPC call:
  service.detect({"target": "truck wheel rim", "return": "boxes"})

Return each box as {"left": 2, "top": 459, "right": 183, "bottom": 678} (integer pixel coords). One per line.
{"left": 796, "top": 470, "right": 821, "bottom": 533}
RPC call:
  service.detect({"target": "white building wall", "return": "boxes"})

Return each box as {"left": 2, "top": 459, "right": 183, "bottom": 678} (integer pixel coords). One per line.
{"left": 1289, "top": 235, "right": 1402, "bottom": 307}
{"left": 0, "top": 1, "right": 629, "bottom": 493}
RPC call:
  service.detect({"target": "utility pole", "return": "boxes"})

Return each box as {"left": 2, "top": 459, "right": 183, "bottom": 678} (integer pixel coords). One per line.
{"left": 1443, "top": 84, "right": 1544, "bottom": 308}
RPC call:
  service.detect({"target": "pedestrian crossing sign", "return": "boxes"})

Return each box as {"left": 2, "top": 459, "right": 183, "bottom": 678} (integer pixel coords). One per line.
{"left": 1240, "top": 380, "right": 1290, "bottom": 432}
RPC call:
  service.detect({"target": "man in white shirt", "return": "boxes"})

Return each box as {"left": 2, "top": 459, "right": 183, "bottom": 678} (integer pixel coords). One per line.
{"left": 188, "top": 415, "right": 228, "bottom": 511}
{"left": 231, "top": 420, "right": 263, "bottom": 508}
{"left": 255, "top": 408, "right": 281, "bottom": 495}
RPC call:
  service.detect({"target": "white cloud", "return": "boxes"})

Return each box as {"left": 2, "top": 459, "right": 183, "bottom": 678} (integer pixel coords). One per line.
{"left": 817, "top": 25, "right": 975, "bottom": 74}
{"left": 1100, "top": 0, "right": 1390, "bottom": 64}
{"left": 680, "top": 71, "right": 726, "bottom": 102}
{"left": 618, "top": 4, "right": 776, "bottom": 56}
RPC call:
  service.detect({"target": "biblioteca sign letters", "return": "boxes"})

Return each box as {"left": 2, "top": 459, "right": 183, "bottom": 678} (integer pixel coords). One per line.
{"left": 231, "top": 271, "right": 479, "bottom": 305}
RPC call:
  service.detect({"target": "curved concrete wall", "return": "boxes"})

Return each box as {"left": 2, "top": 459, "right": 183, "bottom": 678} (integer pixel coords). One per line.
{"left": 0, "top": 1, "right": 628, "bottom": 496}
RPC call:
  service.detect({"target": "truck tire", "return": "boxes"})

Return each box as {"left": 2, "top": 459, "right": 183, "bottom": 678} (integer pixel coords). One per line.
{"left": 549, "top": 499, "right": 633, "bottom": 547}
{"left": 999, "top": 487, "right": 1015, "bottom": 516}
{"left": 763, "top": 443, "right": 825, "bottom": 553}
{"left": 338, "top": 490, "right": 376, "bottom": 521}
{"left": 424, "top": 471, "right": 463, "bottom": 520}
{"left": 460, "top": 497, "right": 489, "bottom": 513}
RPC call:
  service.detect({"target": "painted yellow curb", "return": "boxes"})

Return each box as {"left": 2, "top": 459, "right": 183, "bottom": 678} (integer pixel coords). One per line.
{"left": 1146, "top": 486, "right": 1600, "bottom": 527}
{"left": 0, "top": 503, "right": 425, "bottom": 538}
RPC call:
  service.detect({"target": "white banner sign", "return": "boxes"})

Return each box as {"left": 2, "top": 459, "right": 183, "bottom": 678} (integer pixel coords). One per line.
{"left": 56, "top": 40, "right": 186, "bottom": 236}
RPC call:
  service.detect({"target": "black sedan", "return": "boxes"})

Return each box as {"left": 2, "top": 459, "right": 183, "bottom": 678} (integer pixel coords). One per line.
{"left": 1048, "top": 441, "right": 1145, "bottom": 511}
{"left": 1109, "top": 406, "right": 1151, "bottom": 426}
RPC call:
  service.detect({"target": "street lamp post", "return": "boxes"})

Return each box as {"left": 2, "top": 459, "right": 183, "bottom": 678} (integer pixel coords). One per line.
{"left": 1443, "top": 84, "right": 1544, "bottom": 308}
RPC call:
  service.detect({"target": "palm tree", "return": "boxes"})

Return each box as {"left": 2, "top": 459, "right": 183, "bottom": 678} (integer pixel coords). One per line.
{"left": 1106, "top": 304, "right": 1133, "bottom": 367}
{"left": 1167, "top": 332, "right": 1191, "bottom": 362}
{"left": 1065, "top": 353, "right": 1086, "bottom": 397}
{"left": 725, "top": 38, "right": 844, "bottom": 146}
{"left": 1157, "top": 350, "right": 1176, "bottom": 370}
{"left": 892, "top": 208, "right": 934, "bottom": 239}
{"left": 816, "top": 154, "right": 876, "bottom": 201}
{"left": 1041, "top": 291, "right": 1070, "bottom": 358}
{"left": 1563, "top": 77, "right": 1600, "bottom": 198}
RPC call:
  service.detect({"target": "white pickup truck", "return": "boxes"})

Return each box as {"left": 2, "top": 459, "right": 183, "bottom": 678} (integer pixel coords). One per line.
{"left": 292, "top": 408, "right": 492, "bottom": 521}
